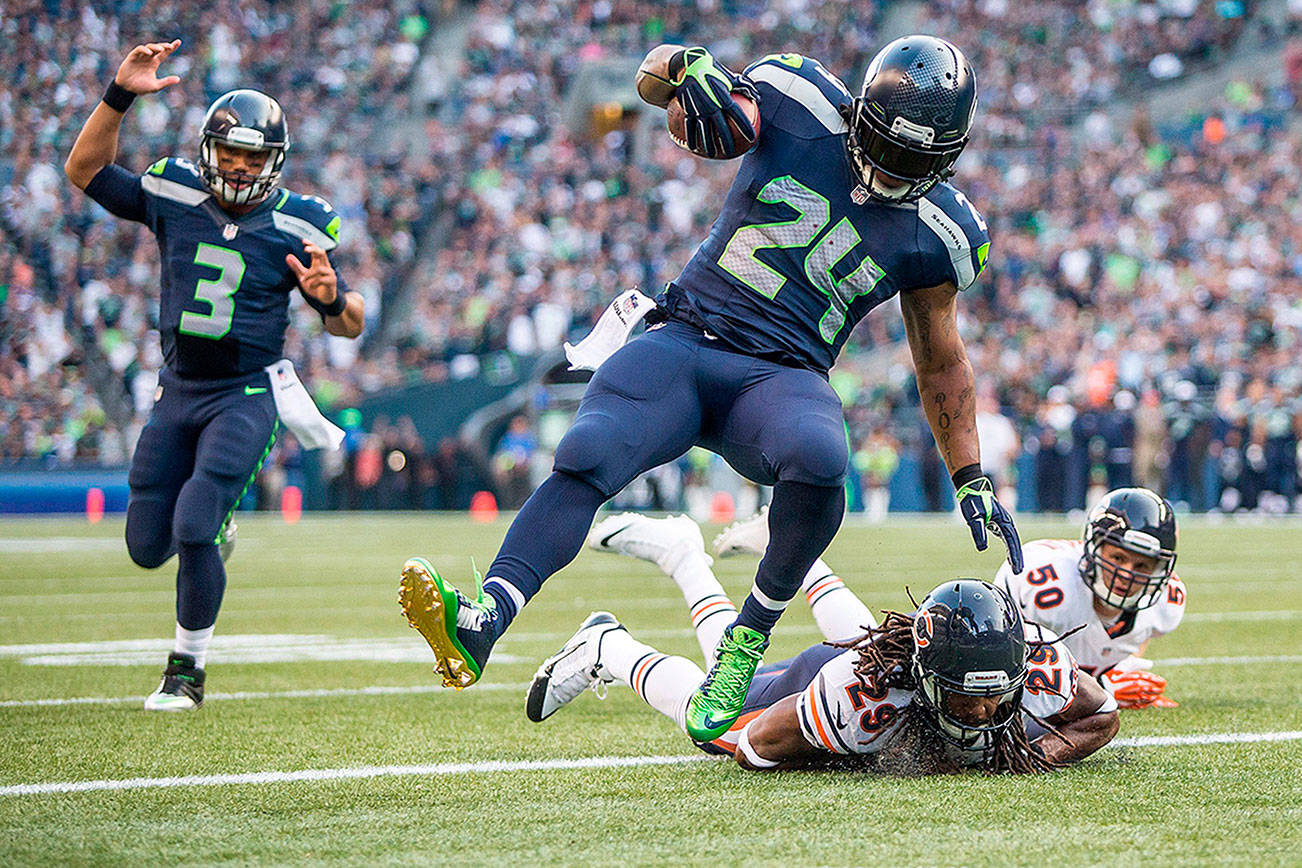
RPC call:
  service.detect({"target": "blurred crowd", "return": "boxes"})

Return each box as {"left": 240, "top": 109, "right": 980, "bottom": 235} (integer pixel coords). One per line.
{"left": 1, "top": 0, "right": 439, "bottom": 462}
{"left": 3, "top": 0, "right": 1300, "bottom": 514}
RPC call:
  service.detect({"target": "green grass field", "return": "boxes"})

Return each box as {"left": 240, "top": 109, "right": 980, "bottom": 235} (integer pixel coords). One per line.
{"left": 1, "top": 513, "right": 1299, "bottom": 866}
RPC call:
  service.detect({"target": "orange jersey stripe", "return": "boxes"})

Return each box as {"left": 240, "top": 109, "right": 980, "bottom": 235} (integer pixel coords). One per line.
{"left": 803, "top": 681, "right": 836, "bottom": 751}
{"left": 709, "top": 709, "right": 765, "bottom": 752}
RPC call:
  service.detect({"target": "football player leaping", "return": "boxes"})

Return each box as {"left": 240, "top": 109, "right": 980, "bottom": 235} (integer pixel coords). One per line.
{"left": 994, "top": 488, "right": 1185, "bottom": 709}
{"left": 65, "top": 40, "right": 363, "bottom": 710}
{"left": 528, "top": 565, "right": 1118, "bottom": 774}
{"left": 399, "top": 36, "right": 1021, "bottom": 743}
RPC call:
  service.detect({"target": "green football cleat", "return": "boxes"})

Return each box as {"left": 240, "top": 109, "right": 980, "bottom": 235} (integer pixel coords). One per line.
{"left": 398, "top": 557, "right": 500, "bottom": 689}
{"left": 684, "top": 624, "right": 769, "bottom": 741}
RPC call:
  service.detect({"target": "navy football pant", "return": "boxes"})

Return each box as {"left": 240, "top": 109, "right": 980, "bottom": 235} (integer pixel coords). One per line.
{"left": 126, "top": 369, "right": 278, "bottom": 630}
{"left": 485, "top": 321, "right": 847, "bottom": 633}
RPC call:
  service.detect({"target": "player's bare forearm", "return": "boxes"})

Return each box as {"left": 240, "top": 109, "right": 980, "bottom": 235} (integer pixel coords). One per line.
{"left": 65, "top": 102, "right": 127, "bottom": 190}
{"left": 734, "top": 695, "right": 826, "bottom": 771}
{"left": 636, "top": 44, "right": 687, "bottom": 107}
{"left": 902, "top": 283, "right": 979, "bottom": 474}
{"left": 1036, "top": 708, "right": 1119, "bottom": 766}
{"left": 66, "top": 40, "right": 182, "bottom": 190}
{"left": 1038, "top": 671, "right": 1119, "bottom": 765}
{"left": 324, "top": 292, "right": 364, "bottom": 338}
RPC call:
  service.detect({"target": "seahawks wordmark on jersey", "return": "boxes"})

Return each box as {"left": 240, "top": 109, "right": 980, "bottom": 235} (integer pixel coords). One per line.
{"left": 662, "top": 53, "right": 990, "bottom": 375}
{"left": 83, "top": 156, "right": 348, "bottom": 380}
{"left": 995, "top": 539, "right": 1187, "bottom": 676}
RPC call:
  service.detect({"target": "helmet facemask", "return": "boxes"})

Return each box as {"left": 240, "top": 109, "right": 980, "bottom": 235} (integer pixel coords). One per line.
{"left": 845, "top": 98, "right": 966, "bottom": 203}
{"left": 199, "top": 128, "right": 286, "bottom": 206}
{"left": 1080, "top": 520, "right": 1176, "bottom": 612}
{"left": 913, "top": 659, "right": 1025, "bottom": 752}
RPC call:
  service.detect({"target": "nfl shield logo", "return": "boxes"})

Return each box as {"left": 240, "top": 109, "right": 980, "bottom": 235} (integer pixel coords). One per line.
{"left": 222, "top": 223, "right": 239, "bottom": 240}
{"left": 851, "top": 185, "right": 869, "bottom": 205}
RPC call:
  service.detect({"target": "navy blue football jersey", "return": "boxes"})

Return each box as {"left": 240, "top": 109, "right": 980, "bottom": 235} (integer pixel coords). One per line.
{"left": 663, "top": 53, "right": 990, "bottom": 374}
{"left": 84, "top": 156, "right": 348, "bottom": 380}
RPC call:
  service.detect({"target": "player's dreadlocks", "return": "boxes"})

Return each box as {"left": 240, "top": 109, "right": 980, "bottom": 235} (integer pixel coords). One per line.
{"left": 827, "top": 609, "right": 1077, "bottom": 776}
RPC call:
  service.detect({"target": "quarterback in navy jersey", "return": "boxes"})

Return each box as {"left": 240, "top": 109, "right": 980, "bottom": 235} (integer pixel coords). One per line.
{"left": 65, "top": 40, "right": 363, "bottom": 710}
{"left": 398, "top": 37, "right": 1022, "bottom": 744}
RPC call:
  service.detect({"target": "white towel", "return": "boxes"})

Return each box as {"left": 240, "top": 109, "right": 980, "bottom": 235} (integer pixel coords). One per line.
{"left": 563, "top": 289, "right": 656, "bottom": 372}
{"left": 264, "top": 359, "right": 345, "bottom": 451}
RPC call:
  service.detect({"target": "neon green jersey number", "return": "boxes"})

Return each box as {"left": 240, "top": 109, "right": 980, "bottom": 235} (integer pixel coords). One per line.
{"left": 717, "top": 176, "right": 885, "bottom": 343}
{"left": 180, "top": 243, "right": 245, "bottom": 340}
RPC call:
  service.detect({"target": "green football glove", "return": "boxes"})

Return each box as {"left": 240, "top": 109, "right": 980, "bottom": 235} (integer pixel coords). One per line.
{"left": 670, "top": 47, "right": 757, "bottom": 158}
{"left": 953, "top": 466, "right": 1024, "bottom": 573}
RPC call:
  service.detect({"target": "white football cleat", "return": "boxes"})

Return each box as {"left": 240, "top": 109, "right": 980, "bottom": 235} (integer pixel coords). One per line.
{"left": 712, "top": 505, "right": 770, "bottom": 558}
{"left": 586, "top": 513, "right": 711, "bottom": 574}
{"left": 526, "top": 612, "right": 624, "bottom": 722}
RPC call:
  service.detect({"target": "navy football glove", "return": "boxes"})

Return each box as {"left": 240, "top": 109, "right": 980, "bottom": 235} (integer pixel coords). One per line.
{"left": 670, "top": 47, "right": 757, "bottom": 159}
{"left": 954, "top": 469, "right": 1023, "bottom": 573}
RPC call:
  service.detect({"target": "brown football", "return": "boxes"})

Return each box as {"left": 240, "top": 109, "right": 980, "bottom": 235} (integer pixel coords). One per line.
{"left": 666, "top": 92, "right": 759, "bottom": 159}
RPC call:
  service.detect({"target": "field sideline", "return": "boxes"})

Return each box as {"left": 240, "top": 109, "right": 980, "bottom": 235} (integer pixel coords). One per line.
{"left": 2, "top": 513, "right": 1300, "bottom": 865}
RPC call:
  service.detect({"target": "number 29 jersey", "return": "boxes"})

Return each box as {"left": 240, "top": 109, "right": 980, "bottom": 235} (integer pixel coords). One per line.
{"left": 84, "top": 157, "right": 348, "bottom": 381}
{"left": 663, "top": 53, "right": 990, "bottom": 375}
{"left": 795, "top": 623, "right": 1079, "bottom": 763}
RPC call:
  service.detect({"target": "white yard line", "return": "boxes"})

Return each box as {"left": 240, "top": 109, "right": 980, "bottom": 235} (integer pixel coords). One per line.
{"left": 1157, "top": 655, "right": 1302, "bottom": 666}
{"left": 2, "top": 731, "right": 1299, "bottom": 797}
{"left": 1182, "top": 610, "right": 1299, "bottom": 622}
{"left": 0, "top": 682, "right": 529, "bottom": 708}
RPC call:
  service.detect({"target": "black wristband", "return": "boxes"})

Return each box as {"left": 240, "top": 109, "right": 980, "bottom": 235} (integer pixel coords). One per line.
{"left": 322, "top": 292, "right": 348, "bottom": 317}
{"left": 951, "top": 463, "right": 984, "bottom": 489}
{"left": 103, "top": 81, "right": 137, "bottom": 113}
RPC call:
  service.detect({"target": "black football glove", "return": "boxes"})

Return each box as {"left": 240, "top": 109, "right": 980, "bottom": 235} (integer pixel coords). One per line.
{"left": 670, "top": 46, "right": 757, "bottom": 158}
{"left": 953, "top": 468, "right": 1024, "bottom": 574}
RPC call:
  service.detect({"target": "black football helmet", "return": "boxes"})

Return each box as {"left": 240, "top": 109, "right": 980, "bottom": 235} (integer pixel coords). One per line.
{"left": 912, "top": 579, "right": 1027, "bottom": 752}
{"left": 198, "top": 89, "right": 290, "bottom": 205}
{"left": 846, "top": 35, "right": 977, "bottom": 202}
{"left": 1080, "top": 488, "right": 1177, "bottom": 612}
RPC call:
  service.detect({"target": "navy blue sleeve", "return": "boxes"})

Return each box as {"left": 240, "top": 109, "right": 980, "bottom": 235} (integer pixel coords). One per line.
{"left": 83, "top": 164, "right": 148, "bottom": 224}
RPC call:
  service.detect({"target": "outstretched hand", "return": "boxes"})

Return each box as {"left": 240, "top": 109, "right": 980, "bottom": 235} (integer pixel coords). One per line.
{"left": 115, "top": 40, "right": 182, "bottom": 94}
{"left": 955, "top": 475, "right": 1024, "bottom": 573}
{"left": 287, "top": 240, "right": 340, "bottom": 309}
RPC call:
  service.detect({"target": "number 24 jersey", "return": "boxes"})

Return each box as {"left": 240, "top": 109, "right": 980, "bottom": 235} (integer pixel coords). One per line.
{"left": 664, "top": 53, "right": 990, "bottom": 375}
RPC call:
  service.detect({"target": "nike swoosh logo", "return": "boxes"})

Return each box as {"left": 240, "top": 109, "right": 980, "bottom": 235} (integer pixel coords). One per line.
{"left": 701, "top": 713, "right": 735, "bottom": 732}
{"left": 599, "top": 524, "right": 633, "bottom": 548}
{"left": 244, "top": 386, "right": 267, "bottom": 395}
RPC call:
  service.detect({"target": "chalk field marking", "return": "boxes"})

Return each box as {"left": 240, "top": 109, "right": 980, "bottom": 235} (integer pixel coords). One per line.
{"left": 2, "top": 731, "right": 1299, "bottom": 797}
{"left": 1183, "top": 610, "right": 1299, "bottom": 623}
{"left": 0, "top": 682, "right": 530, "bottom": 708}
{"left": 0, "top": 538, "right": 122, "bottom": 554}
{"left": 0, "top": 635, "right": 525, "bottom": 667}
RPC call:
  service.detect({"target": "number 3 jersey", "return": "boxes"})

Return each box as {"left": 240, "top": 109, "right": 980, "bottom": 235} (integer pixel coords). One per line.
{"left": 83, "top": 157, "right": 348, "bottom": 380}
{"left": 795, "top": 623, "right": 1079, "bottom": 763}
{"left": 663, "top": 53, "right": 990, "bottom": 375}
{"left": 994, "top": 540, "right": 1187, "bottom": 677}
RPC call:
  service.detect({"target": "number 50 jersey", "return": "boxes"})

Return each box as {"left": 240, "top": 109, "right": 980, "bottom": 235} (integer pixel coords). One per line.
{"left": 663, "top": 53, "right": 990, "bottom": 375}
{"left": 84, "top": 157, "right": 348, "bottom": 380}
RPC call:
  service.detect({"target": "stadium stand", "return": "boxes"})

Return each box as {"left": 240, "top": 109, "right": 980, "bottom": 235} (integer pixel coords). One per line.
{"left": 2, "top": 0, "right": 1297, "bottom": 514}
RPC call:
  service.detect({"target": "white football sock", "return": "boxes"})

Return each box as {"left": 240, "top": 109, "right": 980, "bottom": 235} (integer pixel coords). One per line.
{"left": 174, "top": 623, "right": 214, "bottom": 669}
{"left": 600, "top": 628, "right": 704, "bottom": 731}
{"left": 672, "top": 552, "right": 737, "bottom": 662}
{"left": 800, "top": 559, "right": 876, "bottom": 642}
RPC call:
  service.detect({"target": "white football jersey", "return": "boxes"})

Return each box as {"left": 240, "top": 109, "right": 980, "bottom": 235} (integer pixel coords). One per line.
{"left": 795, "top": 623, "right": 1078, "bottom": 764}
{"left": 994, "top": 539, "right": 1187, "bottom": 676}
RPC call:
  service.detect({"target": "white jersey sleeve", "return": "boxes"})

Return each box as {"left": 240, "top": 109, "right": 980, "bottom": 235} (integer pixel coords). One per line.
{"left": 795, "top": 650, "right": 915, "bottom": 756}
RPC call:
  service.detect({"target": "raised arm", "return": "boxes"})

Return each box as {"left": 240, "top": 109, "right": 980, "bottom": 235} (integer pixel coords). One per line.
{"left": 902, "top": 282, "right": 1023, "bottom": 571}
{"left": 635, "top": 44, "right": 758, "bottom": 159}
{"left": 65, "top": 40, "right": 181, "bottom": 190}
